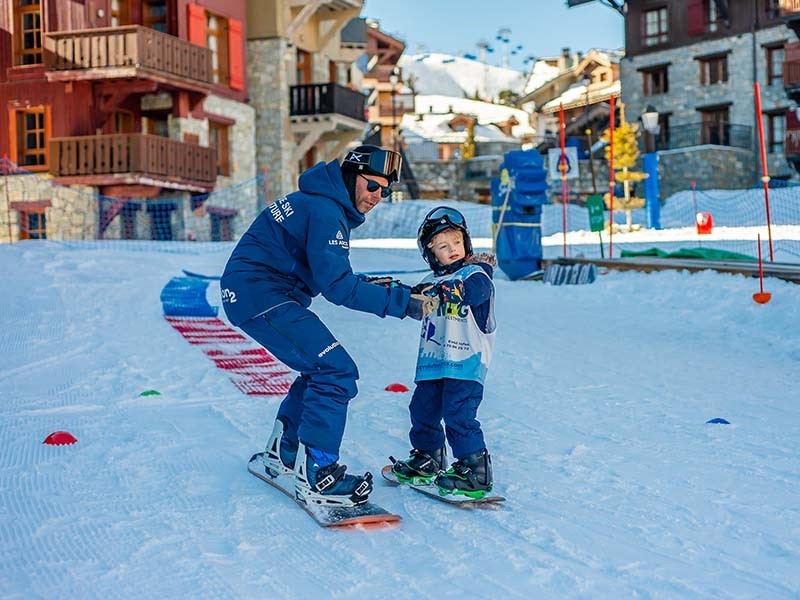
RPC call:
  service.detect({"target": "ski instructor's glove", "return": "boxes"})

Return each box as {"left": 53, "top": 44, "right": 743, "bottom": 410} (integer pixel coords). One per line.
{"left": 358, "top": 274, "right": 404, "bottom": 289}
{"left": 405, "top": 293, "right": 439, "bottom": 321}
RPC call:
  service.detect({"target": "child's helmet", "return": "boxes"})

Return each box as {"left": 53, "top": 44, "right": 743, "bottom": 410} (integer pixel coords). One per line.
{"left": 417, "top": 206, "right": 473, "bottom": 268}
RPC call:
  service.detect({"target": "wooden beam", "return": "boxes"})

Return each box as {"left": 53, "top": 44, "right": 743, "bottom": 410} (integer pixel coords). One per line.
{"left": 286, "top": 0, "right": 324, "bottom": 41}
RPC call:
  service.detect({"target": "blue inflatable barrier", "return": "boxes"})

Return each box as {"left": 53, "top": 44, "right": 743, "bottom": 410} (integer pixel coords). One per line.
{"left": 160, "top": 277, "right": 219, "bottom": 317}
{"left": 491, "top": 150, "right": 549, "bottom": 280}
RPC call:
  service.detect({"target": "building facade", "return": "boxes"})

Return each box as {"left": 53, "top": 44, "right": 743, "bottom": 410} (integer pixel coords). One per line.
{"left": 1, "top": 0, "right": 256, "bottom": 242}
{"left": 620, "top": 0, "right": 797, "bottom": 196}
{"left": 246, "top": 0, "right": 368, "bottom": 201}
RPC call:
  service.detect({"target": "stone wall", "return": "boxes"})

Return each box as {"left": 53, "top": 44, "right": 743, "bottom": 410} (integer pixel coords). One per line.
{"left": 248, "top": 38, "right": 297, "bottom": 202}
{"left": 656, "top": 146, "right": 755, "bottom": 197}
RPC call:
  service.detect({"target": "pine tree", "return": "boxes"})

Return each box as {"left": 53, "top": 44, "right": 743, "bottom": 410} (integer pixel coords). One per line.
{"left": 601, "top": 111, "right": 649, "bottom": 230}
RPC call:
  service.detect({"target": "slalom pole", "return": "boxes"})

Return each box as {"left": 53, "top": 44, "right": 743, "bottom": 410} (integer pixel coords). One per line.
{"left": 608, "top": 95, "right": 616, "bottom": 258}
{"left": 753, "top": 234, "right": 772, "bottom": 304}
{"left": 559, "top": 103, "right": 568, "bottom": 257}
{"left": 753, "top": 83, "right": 774, "bottom": 262}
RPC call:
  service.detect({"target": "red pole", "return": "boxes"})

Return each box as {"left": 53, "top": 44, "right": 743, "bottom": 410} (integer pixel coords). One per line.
{"left": 559, "top": 103, "right": 568, "bottom": 258}
{"left": 753, "top": 83, "right": 774, "bottom": 262}
{"left": 608, "top": 95, "right": 616, "bottom": 259}
{"left": 757, "top": 234, "right": 765, "bottom": 294}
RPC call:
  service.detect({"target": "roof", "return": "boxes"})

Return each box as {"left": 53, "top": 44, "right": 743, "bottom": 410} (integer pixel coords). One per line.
{"left": 413, "top": 95, "right": 535, "bottom": 138}
{"left": 400, "top": 113, "right": 520, "bottom": 145}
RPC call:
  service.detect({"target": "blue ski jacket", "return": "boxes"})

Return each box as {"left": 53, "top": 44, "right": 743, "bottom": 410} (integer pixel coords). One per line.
{"left": 220, "top": 161, "right": 411, "bottom": 326}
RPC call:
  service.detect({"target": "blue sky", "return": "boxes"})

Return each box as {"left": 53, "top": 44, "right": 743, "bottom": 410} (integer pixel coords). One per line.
{"left": 361, "top": 0, "right": 625, "bottom": 72}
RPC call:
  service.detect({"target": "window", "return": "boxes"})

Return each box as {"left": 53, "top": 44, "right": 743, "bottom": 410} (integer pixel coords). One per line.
{"left": 206, "top": 12, "right": 230, "bottom": 85}
{"left": 210, "top": 214, "right": 233, "bottom": 241}
{"left": 698, "top": 54, "right": 728, "bottom": 85}
{"left": 14, "top": 0, "right": 43, "bottom": 66}
{"left": 120, "top": 203, "right": 138, "bottom": 240}
{"left": 112, "top": 110, "right": 134, "bottom": 134}
{"left": 111, "top": 0, "right": 130, "bottom": 27}
{"left": 208, "top": 121, "right": 231, "bottom": 177}
{"left": 144, "top": 115, "right": 169, "bottom": 137}
{"left": 296, "top": 49, "right": 312, "bottom": 85}
{"left": 766, "top": 0, "right": 781, "bottom": 19}
{"left": 700, "top": 107, "right": 730, "bottom": 145}
{"left": 642, "top": 7, "right": 668, "bottom": 47}
{"left": 657, "top": 114, "right": 671, "bottom": 149}
{"left": 148, "top": 203, "right": 175, "bottom": 240}
{"left": 767, "top": 45, "right": 785, "bottom": 86}
{"left": 764, "top": 112, "right": 785, "bottom": 153}
{"left": 642, "top": 66, "right": 669, "bottom": 95}
{"left": 19, "top": 211, "right": 47, "bottom": 240}
{"left": 143, "top": 0, "right": 167, "bottom": 33}
{"left": 15, "top": 107, "right": 49, "bottom": 169}
{"left": 705, "top": 0, "right": 722, "bottom": 33}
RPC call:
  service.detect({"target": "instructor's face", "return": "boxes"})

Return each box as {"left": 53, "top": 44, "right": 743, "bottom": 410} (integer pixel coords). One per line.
{"left": 354, "top": 174, "right": 390, "bottom": 214}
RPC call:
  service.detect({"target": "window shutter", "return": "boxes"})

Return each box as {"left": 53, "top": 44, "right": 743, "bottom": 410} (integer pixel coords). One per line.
{"left": 687, "top": 0, "right": 706, "bottom": 36}
{"left": 787, "top": 108, "right": 800, "bottom": 130}
{"left": 228, "top": 18, "right": 244, "bottom": 90}
{"left": 187, "top": 3, "right": 206, "bottom": 47}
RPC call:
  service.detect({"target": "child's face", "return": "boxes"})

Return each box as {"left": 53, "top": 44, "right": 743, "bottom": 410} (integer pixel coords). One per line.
{"left": 429, "top": 229, "right": 466, "bottom": 266}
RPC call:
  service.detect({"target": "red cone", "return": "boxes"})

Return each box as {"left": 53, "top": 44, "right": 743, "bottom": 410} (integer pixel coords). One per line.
{"left": 385, "top": 383, "right": 410, "bottom": 393}
{"left": 43, "top": 431, "right": 78, "bottom": 446}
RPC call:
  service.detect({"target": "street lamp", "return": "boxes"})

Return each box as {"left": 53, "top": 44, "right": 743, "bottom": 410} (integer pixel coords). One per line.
{"left": 389, "top": 67, "right": 400, "bottom": 151}
{"left": 640, "top": 104, "right": 661, "bottom": 229}
{"left": 641, "top": 104, "right": 660, "bottom": 152}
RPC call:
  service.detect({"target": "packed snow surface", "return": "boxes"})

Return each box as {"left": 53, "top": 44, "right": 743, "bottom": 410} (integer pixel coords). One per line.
{"left": 1, "top": 240, "right": 799, "bottom": 599}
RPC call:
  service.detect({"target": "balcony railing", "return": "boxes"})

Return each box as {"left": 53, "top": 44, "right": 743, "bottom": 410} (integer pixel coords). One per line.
{"left": 49, "top": 134, "right": 216, "bottom": 185}
{"left": 785, "top": 129, "right": 800, "bottom": 157}
{"left": 45, "top": 26, "right": 213, "bottom": 85}
{"left": 780, "top": 0, "right": 800, "bottom": 16}
{"left": 290, "top": 83, "right": 366, "bottom": 122}
{"left": 659, "top": 123, "right": 752, "bottom": 151}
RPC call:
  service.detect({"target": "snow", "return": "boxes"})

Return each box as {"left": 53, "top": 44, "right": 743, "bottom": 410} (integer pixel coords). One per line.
{"left": 400, "top": 53, "right": 529, "bottom": 102}
{"left": 2, "top": 229, "right": 800, "bottom": 598}
{"left": 410, "top": 94, "right": 535, "bottom": 138}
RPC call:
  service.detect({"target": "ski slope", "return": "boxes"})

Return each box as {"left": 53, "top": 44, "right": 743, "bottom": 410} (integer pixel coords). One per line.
{"left": 2, "top": 240, "right": 799, "bottom": 599}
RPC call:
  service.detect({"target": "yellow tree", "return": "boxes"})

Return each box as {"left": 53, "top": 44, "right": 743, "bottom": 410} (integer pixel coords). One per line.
{"left": 601, "top": 112, "right": 648, "bottom": 230}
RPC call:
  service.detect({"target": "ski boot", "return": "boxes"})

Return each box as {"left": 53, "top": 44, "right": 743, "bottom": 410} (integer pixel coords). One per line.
{"left": 435, "top": 449, "right": 493, "bottom": 499}
{"left": 261, "top": 419, "right": 298, "bottom": 478}
{"left": 389, "top": 448, "right": 446, "bottom": 485}
{"left": 294, "top": 442, "right": 373, "bottom": 507}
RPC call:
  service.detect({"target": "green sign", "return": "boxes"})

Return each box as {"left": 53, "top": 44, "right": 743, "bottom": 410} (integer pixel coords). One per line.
{"left": 586, "top": 194, "right": 605, "bottom": 233}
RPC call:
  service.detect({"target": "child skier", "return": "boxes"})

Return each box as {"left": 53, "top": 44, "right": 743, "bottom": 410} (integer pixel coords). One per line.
{"left": 391, "top": 206, "right": 497, "bottom": 498}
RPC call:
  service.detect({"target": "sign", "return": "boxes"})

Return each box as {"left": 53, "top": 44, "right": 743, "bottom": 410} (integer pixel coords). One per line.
{"left": 586, "top": 194, "right": 605, "bottom": 232}
{"left": 547, "top": 147, "right": 579, "bottom": 180}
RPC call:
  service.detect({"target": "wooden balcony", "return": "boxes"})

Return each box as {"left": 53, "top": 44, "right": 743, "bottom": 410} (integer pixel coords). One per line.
{"left": 785, "top": 129, "right": 800, "bottom": 167}
{"left": 49, "top": 134, "right": 217, "bottom": 192}
{"left": 781, "top": 0, "right": 800, "bottom": 16}
{"left": 290, "top": 83, "right": 366, "bottom": 123}
{"left": 44, "top": 26, "right": 213, "bottom": 90}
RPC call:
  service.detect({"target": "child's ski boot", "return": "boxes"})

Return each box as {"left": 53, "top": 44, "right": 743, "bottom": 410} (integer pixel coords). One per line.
{"left": 435, "top": 449, "right": 493, "bottom": 499}
{"left": 294, "top": 442, "right": 373, "bottom": 507}
{"left": 261, "top": 419, "right": 298, "bottom": 478}
{"left": 390, "top": 448, "right": 446, "bottom": 485}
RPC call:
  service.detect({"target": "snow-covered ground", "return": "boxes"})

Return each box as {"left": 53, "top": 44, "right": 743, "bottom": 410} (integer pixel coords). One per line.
{"left": 2, "top": 240, "right": 799, "bottom": 599}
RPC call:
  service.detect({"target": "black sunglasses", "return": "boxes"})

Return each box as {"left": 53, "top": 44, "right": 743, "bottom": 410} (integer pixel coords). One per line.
{"left": 360, "top": 174, "right": 392, "bottom": 198}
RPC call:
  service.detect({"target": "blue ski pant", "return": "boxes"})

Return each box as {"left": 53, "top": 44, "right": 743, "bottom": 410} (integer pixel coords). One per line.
{"left": 409, "top": 378, "right": 486, "bottom": 460}
{"left": 238, "top": 301, "right": 358, "bottom": 456}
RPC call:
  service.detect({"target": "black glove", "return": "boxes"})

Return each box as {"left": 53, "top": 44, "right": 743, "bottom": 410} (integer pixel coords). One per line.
{"left": 405, "top": 294, "right": 439, "bottom": 321}
{"left": 360, "top": 275, "right": 403, "bottom": 289}
{"left": 410, "top": 282, "right": 434, "bottom": 295}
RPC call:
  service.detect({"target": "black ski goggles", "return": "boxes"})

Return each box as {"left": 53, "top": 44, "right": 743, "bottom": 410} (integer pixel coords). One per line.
{"left": 344, "top": 148, "right": 402, "bottom": 183}
{"left": 424, "top": 207, "right": 467, "bottom": 229}
{"left": 360, "top": 174, "right": 393, "bottom": 198}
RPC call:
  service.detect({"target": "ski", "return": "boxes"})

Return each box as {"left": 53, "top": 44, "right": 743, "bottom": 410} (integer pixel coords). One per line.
{"left": 248, "top": 453, "right": 401, "bottom": 529}
{"left": 381, "top": 465, "right": 506, "bottom": 508}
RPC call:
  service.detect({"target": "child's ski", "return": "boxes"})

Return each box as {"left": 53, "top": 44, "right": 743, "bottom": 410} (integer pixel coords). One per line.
{"left": 248, "top": 453, "right": 401, "bottom": 529}
{"left": 381, "top": 465, "right": 506, "bottom": 508}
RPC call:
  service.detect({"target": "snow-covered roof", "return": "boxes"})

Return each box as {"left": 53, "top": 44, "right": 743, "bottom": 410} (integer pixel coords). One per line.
{"left": 522, "top": 60, "right": 561, "bottom": 96}
{"left": 413, "top": 95, "right": 535, "bottom": 138}
{"left": 400, "top": 113, "right": 519, "bottom": 145}
{"left": 399, "top": 53, "right": 528, "bottom": 101}
{"left": 540, "top": 80, "right": 620, "bottom": 113}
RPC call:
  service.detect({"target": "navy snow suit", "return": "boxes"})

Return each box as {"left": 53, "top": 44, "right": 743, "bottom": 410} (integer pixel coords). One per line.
{"left": 220, "top": 161, "right": 411, "bottom": 455}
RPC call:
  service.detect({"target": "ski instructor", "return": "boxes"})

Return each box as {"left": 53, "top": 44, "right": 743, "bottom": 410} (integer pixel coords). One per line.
{"left": 220, "top": 145, "right": 431, "bottom": 508}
